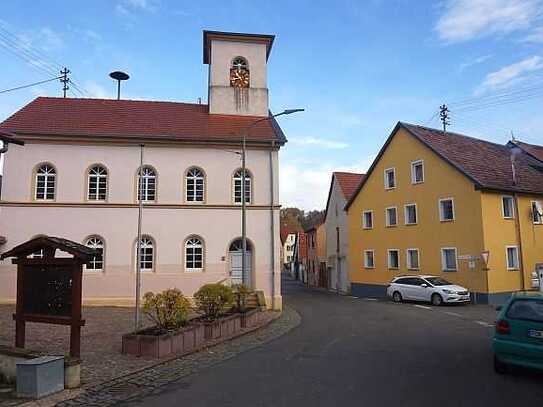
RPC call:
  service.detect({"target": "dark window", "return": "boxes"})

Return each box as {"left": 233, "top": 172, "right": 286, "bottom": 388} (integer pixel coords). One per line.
{"left": 507, "top": 300, "right": 543, "bottom": 323}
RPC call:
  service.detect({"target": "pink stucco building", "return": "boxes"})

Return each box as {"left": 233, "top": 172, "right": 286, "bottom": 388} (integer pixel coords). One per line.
{"left": 0, "top": 31, "right": 285, "bottom": 310}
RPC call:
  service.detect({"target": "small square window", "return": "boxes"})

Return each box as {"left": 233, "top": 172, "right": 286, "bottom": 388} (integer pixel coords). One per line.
{"left": 439, "top": 198, "right": 455, "bottom": 222}
{"left": 502, "top": 196, "right": 514, "bottom": 219}
{"left": 362, "top": 211, "right": 373, "bottom": 229}
{"left": 388, "top": 249, "right": 399, "bottom": 269}
{"left": 405, "top": 204, "right": 417, "bottom": 225}
{"left": 532, "top": 201, "right": 543, "bottom": 224}
{"left": 406, "top": 249, "right": 420, "bottom": 270}
{"left": 384, "top": 168, "right": 396, "bottom": 189}
{"left": 386, "top": 207, "right": 397, "bottom": 227}
{"left": 506, "top": 246, "right": 519, "bottom": 270}
{"left": 364, "top": 250, "right": 375, "bottom": 269}
{"left": 441, "top": 248, "right": 457, "bottom": 271}
{"left": 411, "top": 160, "right": 424, "bottom": 184}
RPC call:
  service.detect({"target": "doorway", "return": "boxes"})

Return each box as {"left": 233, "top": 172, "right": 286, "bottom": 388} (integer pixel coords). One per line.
{"left": 229, "top": 239, "right": 252, "bottom": 286}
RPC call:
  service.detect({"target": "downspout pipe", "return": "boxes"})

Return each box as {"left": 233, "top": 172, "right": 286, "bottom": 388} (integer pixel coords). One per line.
{"left": 269, "top": 140, "right": 276, "bottom": 310}
{"left": 511, "top": 147, "right": 526, "bottom": 291}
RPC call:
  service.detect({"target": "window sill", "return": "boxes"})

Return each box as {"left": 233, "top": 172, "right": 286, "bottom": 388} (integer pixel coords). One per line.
{"left": 411, "top": 181, "right": 424, "bottom": 185}
{"left": 507, "top": 268, "right": 519, "bottom": 271}
{"left": 440, "top": 219, "right": 455, "bottom": 223}
{"left": 442, "top": 269, "right": 457, "bottom": 272}
{"left": 388, "top": 267, "right": 399, "bottom": 270}
{"left": 405, "top": 223, "right": 418, "bottom": 226}
{"left": 185, "top": 269, "right": 204, "bottom": 273}
{"left": 364, "top": 267, "right": 375, "bottom": 270}
{"left": 385, "top": 224, "right": 398, "bottom": 228}
{"left": 362, "top": 227, "right": 373, "bottom": 230}
{"left": 407, "top": 268, "right": 420, "bottom": 271}
{"left": 384, "top": 187, "right": 396, "bottom": 191}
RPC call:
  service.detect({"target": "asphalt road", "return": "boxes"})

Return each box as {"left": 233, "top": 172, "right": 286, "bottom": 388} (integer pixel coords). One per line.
{"left": 122, "top": 277, "right": 543, "bottom": 407}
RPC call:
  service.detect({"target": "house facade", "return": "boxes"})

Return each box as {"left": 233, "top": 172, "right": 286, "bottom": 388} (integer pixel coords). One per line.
{"left": 305, "top": 222, "right": 327, "bottom": 288}
{"left": 346, "top": 122, "right": 543, "bottom": 304}
{"left": 282, "top": 233, "right": 296, "bottom": 267}
{"left": 324, "top": 172, "right": 363, "bottom": 294}
{"left": 0, "top": 31, "right": 285, "bottom": 310}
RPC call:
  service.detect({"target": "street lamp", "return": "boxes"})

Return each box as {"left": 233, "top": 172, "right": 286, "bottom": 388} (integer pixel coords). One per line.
{"left": 240, "top": 109, "right": 304, "bottom": 287}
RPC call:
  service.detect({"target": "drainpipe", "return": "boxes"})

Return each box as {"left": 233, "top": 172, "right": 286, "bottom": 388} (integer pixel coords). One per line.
{"left": 0, "top": 142, "right": 8, "bottom": 154}
{"left": 269, "top": 141, "right": 276, "bottom": 310}
{"left": 511, "top": 147, "right": 526, "bottom": 291}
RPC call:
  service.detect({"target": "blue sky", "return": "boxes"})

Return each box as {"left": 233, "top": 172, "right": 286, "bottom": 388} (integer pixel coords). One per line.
{"left": 1, "top": 0, "right": 542, "bottom": 210}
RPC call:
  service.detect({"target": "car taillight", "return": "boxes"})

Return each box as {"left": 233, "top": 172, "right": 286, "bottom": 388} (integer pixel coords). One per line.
{"left": 496, "top": 320, "right": 510, "bottom": 335}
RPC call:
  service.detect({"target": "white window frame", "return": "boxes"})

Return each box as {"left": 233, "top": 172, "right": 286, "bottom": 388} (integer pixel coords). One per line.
{"left": 185, "top": 167, "right": 205, "bottom": 203}
{"left": 406, "top": 248, "right": 420, "bottom": 270}
{"left": 385, "top": 206, "right": 398, "bottom": 227}
{"left": 233, "top": 169, "right": 252, "bottom": 204}
{"left": 185, "top": 237, "right": 204, "bottom": 272}
{"left": 387, "top": 249, "right": 400, "bottom": 269}
{"left": 411, "top": 160, "right": 424, "bottom": 184}
{"left": 501, "top": 195, "right": 515, "bottom": 219}
{"left": 362, "top": 210, "right": 374, "bottom": 229}
{"left": 85, "top": 236, "right": 105, "bottom": 272}
{"left": 137, "top": 166, "right": 157, "bottom": 203}
{"left": 532, "top": 200, "right": 543, "bottom": 224}
{"left": 441, "top": 247, "right": 458, "bottom": 272}
{"left": 505, "top": 245, "right": 519, "bottom": 270}
{"left": 136, "top": 236, "right": 155, "bottom": 272}
{"left": 439, "top": 198, "right": 455, "bottom": 222}
{"left": 384, "top": 168, "right": 396, "bottom": 190}
{"left": 87, "top": 165, "right": 108, "bottom": 202}
{"left": 364, "top": 250, "right": 375, "bottom": 269}
{"left": 35, "top": 164, "right": 56, "bottom": 201}
{"left": 404, "top": 203, "right": 418, "bottom": 225}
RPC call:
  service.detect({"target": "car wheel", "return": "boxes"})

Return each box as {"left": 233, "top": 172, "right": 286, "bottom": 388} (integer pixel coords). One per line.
{"left": 392, "top": 291, "right": 403, "bottom": 303}
{"left": 431, "top": 293, "right": 443, "bottom": 306}
{"left": 494, "top": 355, "right": 508, "bottom": 374}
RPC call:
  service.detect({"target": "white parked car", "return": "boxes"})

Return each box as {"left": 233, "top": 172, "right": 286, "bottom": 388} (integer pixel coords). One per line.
{"left": 386, "top": 275, "right": 470, "bottom": 306}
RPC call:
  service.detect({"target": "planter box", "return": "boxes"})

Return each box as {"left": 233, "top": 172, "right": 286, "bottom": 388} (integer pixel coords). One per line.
{"left": 240, "top": 308, "right": 260, "bottom": 328}
{"left": 122, "top": 323, "right": 205, "bottom": 359}
{"left": 202, "top": 314, "right": 242, "bottom": 340}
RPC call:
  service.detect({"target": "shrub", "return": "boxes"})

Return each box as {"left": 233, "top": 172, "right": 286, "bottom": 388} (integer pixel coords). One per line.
{"left": 142, "top": 288, "right": 191, "bottom": 331}
{"left": 194, "top": 283, "right": 234, "bottom": 321}
{"left": 232, "top": 284, "right": 253, "bottom": 312}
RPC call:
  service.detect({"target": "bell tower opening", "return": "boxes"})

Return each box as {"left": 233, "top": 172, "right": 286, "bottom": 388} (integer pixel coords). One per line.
{"left": 203, "top": 30, "right": 274, "bottom": 117}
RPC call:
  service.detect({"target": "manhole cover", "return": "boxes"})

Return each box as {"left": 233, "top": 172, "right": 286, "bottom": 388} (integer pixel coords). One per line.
{"left": 105, "top": 382, "right": 142, "bottom": 397}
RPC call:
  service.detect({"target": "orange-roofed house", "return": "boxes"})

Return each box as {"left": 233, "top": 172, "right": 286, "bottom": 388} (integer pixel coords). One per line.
{"left": 0, "top": 31, "right": 286, "bottom": 310}
{"left": 324, "top": 171, "right": 364, "bottom": 294}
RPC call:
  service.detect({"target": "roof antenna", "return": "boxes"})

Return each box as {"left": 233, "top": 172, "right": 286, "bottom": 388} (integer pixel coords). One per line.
{"left": 510, "top": 130, "right": 517, "bottom": 143}
{"left": 109, "top": 71, "right": 130, "bottom": 100}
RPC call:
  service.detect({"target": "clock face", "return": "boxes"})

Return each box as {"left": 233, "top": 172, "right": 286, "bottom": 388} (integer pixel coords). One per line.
{"left": 230, "top": 68, "right": 250, "bottom": 88}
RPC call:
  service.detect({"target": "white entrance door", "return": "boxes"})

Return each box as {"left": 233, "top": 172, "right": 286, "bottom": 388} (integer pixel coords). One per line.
{"left": 230, "top": 251, "right": 252, "bottom": 286}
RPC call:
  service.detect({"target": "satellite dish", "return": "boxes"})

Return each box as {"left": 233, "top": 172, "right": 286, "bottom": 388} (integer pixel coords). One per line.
{"left": 109, "top": 71, "right": 130, "bottom": 100}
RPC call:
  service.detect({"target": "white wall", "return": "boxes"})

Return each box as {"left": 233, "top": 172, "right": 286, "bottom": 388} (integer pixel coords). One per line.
{"left": 324, "top": 177, "right": 351, "bottom": 293}
{"left": 0, "top": 142, "right": 281, "bottom": 308}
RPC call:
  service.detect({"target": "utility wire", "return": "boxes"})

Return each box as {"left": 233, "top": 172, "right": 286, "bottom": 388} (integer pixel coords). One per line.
{"left": 0, "top": 76, "right": 62, "bottom": 95}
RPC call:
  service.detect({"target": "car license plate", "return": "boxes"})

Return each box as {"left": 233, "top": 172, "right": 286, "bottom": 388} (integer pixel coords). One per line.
{"left": 528, "top": 329, "right": 543, "bottom": 339}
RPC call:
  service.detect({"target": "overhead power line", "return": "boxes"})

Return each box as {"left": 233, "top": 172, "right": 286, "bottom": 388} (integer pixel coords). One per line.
{"left": 0, "top": 76, "right": 62, "bottom": 95}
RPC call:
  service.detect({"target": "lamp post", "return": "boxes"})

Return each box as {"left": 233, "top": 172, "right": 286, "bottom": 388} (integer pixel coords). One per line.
{"left": 240, "top": 109, "right": 304, "bottom": 287}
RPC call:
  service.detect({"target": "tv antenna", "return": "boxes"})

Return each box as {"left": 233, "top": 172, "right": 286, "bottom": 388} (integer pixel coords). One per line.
{"left": 109, "top": 71, "right": 130, "bottom": 100}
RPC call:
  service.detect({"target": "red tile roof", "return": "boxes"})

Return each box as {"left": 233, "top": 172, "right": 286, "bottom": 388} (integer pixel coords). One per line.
{"left": 514, "top": 140, "right": 543, "bottom": 163}
{"left": 403, "top": 123, "right": 543, "bottom": 195}
{"left": 334, "top": 172, "right": 364, "bottom": 200}
{"left": 346, "top": 122, "right": 543, "bottom": 210}
{"left": 0, "top": 97, "right": 286, "bottom": 144}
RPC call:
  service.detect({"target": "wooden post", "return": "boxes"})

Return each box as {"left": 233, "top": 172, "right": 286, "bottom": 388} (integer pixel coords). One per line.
{"left": 70, "top": 263, "right": 83, "bottom": 358}
{"left": 15, "top": 264, "right": 25, "bottom": 348}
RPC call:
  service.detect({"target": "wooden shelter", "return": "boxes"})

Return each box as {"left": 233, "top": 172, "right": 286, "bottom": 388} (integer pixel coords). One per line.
{"left": 0, "top": 236, "right": 96, "bottom": 358}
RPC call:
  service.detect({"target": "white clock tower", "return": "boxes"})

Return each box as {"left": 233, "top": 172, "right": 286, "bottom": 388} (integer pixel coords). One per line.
{"left": 203, "top": 30, "right": 274, "bottom": 117}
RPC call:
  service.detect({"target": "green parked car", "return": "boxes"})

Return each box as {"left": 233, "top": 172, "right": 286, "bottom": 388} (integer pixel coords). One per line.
{"left": 493, "top": 291, "right": 543, "bottom": 373}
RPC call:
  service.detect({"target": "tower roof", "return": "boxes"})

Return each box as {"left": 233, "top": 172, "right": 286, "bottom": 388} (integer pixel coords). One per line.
{"left": 203, "top": 30, "right": 275, "bottom": 64}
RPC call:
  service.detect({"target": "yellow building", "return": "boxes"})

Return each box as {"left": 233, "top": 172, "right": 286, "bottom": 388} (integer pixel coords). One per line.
{"left": 346, "top": 122, "right": 543, "bottom": 304}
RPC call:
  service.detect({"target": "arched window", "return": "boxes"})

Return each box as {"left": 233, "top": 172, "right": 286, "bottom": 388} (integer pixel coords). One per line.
{"left": 88, "top": 165, "right": 108, "bottom": 201}
{"left": 233, "top": 169, "right": 251, "bottom": 204}
{"left": 231, "top": 56, "right": 248, "bottom": 70}
{"left": 136, "top": 236, "right": 154, "bottom": 272}
{"left": 85, "top": 236, "right": 104, "bottom": 271}
{"left": 35, "top": 164, "right": 56, "bottom": 200}
{"left": 185, "top": 167, "right": 205, "bottom": 202}
{"left": 185, "top": 237, "right": 203, "bottom": 272}
{"left": 137, "top": 166, "right": 156, "bottom": 202}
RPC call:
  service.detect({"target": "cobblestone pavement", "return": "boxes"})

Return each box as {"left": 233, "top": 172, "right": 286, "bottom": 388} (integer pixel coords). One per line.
{"left": 0, "top": 305, "right": 163, "bottom": 386}
{"left": 53, "top": 306, "right": 300, "bottom": 406}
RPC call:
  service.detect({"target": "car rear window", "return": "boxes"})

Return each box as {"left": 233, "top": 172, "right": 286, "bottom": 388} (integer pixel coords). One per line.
{"left": 506, "top": 300, "right": 543, "bottom": 323}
